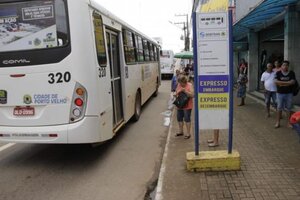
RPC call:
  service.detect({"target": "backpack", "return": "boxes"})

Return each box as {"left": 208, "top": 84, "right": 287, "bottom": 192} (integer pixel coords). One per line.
{"left": 292, "top": 79, "right": 300, "bottom": 96}
{"left": 173, "top": 92, "right": 189, "bottom": 108}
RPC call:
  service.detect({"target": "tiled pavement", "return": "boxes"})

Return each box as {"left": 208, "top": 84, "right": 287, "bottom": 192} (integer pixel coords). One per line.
{"left": 156, "top": 95, "right": 300, "bottom": 200}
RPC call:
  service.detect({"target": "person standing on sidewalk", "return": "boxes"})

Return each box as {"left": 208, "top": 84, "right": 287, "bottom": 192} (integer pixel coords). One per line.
{"left": 237, "top": 67, "right": 248, "bottom": 106}
{"left": 171, "top": 69, "right": 180, "bottom": 92}
{"left": 273, "top": 60, "right": 282, "bottom": 72}
{"left": 274, "top": 60, "right": 296, "bottom": 128}
{"left": 261, "top": 63, "right": 277, "bottom": 117}
{"left": 175, "top": 75, "right": 194, "bottom": 139}
{"left": 237, "top": 58, "right": 248, "bottom": 75}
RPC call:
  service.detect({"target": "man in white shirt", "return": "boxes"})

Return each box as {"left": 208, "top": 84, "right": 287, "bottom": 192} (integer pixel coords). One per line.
{"left": 261, "top": 63, "right": 277, "bottom": 117}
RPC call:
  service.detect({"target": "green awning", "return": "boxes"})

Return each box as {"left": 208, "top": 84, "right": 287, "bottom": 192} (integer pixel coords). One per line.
{"left": 174, "top": 51, "right": 193, "bottom": 59}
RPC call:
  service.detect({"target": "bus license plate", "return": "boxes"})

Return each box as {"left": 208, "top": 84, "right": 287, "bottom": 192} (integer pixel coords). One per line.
{"left": 13, "top": 107, "right": 35, "bottom": 116}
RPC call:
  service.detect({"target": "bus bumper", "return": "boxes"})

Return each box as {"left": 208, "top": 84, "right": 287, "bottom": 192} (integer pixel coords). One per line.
{"left": 0, "top": 116, "right": 107, "bottom": 144}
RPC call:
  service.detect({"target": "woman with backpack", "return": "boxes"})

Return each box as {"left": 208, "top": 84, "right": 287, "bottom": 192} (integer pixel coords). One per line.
{"left": 174, "top": 75, "right": 194, "bottom": 139}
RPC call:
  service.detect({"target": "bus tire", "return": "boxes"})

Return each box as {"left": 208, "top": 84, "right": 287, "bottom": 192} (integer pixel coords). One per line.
{"left": 133, "top": 91, "right": 141, "bottom": 122}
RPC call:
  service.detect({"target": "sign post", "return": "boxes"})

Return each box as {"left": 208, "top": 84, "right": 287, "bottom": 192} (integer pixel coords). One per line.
{"left": 196, "top": 11, "right": 230, "bottom": 130}
{"left": 186, "top": 2, "right": 240, "bottom": 172}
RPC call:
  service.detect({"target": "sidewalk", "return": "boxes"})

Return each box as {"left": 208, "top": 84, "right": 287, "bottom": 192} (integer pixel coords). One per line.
{"left": 155, "top": 95, "right": 300, "bottom": 200}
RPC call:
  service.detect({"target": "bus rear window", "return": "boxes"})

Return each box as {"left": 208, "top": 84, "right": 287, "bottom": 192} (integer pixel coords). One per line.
{"left": 0, "top": 0, "right": 69, "bottom": 52}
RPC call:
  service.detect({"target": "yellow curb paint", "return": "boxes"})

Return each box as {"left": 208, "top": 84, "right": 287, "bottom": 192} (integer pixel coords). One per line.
{"left": 186, "top": 150, "right": 241, "bottom": 172}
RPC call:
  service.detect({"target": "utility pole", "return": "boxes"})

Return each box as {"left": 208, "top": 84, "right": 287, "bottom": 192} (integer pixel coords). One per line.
{"left": 175, "top": 14, "right": 190, "bottom": 51}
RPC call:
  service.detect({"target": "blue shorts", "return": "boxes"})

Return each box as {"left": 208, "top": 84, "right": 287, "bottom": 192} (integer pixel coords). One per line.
{"left": 177, "top": 109, "right": 192, "bottom": 122}
{"left": 264, "top": 91, "right": 277, "bottom": 107}
{"left": 277, "top": 93, "right": 293, "bottom": 111}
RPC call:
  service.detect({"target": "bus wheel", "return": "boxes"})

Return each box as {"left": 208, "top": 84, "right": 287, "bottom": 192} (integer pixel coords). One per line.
{"left": 133, "top": 91, "right": 141, "bottom": 122}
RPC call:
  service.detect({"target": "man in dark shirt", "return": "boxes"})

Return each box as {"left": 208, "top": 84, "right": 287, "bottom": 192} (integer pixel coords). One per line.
{"left": 274, "top": 60, "right": 295, "bottom": 128}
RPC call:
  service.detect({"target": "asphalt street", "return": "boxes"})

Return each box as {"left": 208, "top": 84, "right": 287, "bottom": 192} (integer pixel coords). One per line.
{"left": 0, "top": 80, "right": 172, "bottom": 200}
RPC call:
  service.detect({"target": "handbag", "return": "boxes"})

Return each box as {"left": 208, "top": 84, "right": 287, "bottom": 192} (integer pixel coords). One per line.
{"left": 173, "top": 92, "right": 189, "bottom": 108}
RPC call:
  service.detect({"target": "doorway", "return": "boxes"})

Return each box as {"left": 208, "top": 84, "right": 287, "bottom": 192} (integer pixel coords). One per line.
{"left": 106, "top": 30, "right": 124, "bottom": 128}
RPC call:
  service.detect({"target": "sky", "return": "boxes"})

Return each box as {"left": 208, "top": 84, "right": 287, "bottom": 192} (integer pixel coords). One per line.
{"left": 95, "top": 0, "right": 193, "bottom": 53}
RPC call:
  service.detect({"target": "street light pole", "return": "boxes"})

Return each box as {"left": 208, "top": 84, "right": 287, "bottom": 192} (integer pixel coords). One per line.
{"left": 186, "top": 14, "right": 190, "bottom": 51}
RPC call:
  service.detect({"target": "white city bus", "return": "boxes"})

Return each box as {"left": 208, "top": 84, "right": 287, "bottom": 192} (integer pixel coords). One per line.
{"left": 0, "top": 0, "right": 160, "bottom": 144}
{"left": 160, "top": 50, "right": 174, "bottom": 78}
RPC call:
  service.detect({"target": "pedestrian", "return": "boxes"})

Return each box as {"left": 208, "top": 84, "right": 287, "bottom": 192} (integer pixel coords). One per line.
{"left": 274, "top": 60, "right": 296, "bottom": 128}
{"left": 171, "top": 69, "right": 180, "bottom": 92}
{"left": 238, "top": 58, "right": 248, "bottom": 75}
{"left": 207, "top": 129, "right": 219, "bottom": 147}
{"left": 261, "top": 63, "right": 277, "bottom": 117}
{"left": 183, "top": 64, "right": 190, "bottom": 76}
{"left": 237, "top": 67, "right": 248, "bottom": 106}
{"left": 184, "top": 64, "right": 193, "bottom": 82}
{"left": 174, "top": 75, "right": 194, "bottom": 139}
{"left": 273, "top": 60, "right": 281, "bottom": 72}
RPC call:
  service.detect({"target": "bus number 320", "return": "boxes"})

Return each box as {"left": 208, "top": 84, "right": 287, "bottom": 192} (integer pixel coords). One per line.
{"left": 48, "top": 72, "right": 71, "bottom": 84}
{"left": 99, "top": 67, "right": 106, "bottom": 78}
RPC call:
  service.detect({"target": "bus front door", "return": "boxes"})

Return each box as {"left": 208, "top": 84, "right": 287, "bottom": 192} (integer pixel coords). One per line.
{"left": 106, "top": 30, "right": 124, "bottom": 128}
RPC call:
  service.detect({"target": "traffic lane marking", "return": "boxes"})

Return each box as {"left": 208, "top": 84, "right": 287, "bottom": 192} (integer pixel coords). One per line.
{"left": 0, "top": 143, "right": 16, "bottom": 152}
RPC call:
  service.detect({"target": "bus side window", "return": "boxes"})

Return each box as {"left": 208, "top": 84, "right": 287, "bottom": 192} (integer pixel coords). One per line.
{"left": 122, "top": 29, "right": 136, "bottom": 64}
{"left": 137, "top": 36, "right": 144, "bottom": 62}
{"left": 132, "top": 33, "right": 138, "bottom": 61}
{"left": 143, "top": 39, "right": 150, "bottom": 61}
{"left": 149, "top": 43, "right": 154, "bottom": 61}
{"left": 92, "top": 12, "right": 107, "bottom": 67}
{"left": 153, "top": 46, "right": 157, "bottom": 61}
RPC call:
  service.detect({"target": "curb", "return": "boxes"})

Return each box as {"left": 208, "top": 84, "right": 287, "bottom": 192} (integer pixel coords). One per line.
{"left": 154, "top": 109, "right": 174, "bottom": 200}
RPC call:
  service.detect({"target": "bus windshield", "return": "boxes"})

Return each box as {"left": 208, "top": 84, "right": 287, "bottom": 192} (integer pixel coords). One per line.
{"left": 0, "top": 0, "right": 69, "bottom": 52}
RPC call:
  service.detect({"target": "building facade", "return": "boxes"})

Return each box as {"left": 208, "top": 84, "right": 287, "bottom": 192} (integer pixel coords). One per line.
{"left": 233, "top": 0, "right": 300, "bottom": 103}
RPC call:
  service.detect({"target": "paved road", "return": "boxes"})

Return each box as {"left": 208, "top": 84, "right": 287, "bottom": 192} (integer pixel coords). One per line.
{"left": 0, "top": 81, "right": 172, "bottom": 200}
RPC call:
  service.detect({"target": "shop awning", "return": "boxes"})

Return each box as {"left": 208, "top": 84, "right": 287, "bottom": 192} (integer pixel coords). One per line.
{"left": 174, "top": 51, "right": 193, "bottom": 59}
{"left": 233, "top": 0, "right": 299, "bottom": 41}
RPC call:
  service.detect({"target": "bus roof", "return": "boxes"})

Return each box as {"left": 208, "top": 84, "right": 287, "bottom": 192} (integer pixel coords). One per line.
{"left": 90, "top": 0, "right": 159, "bottom": 45}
